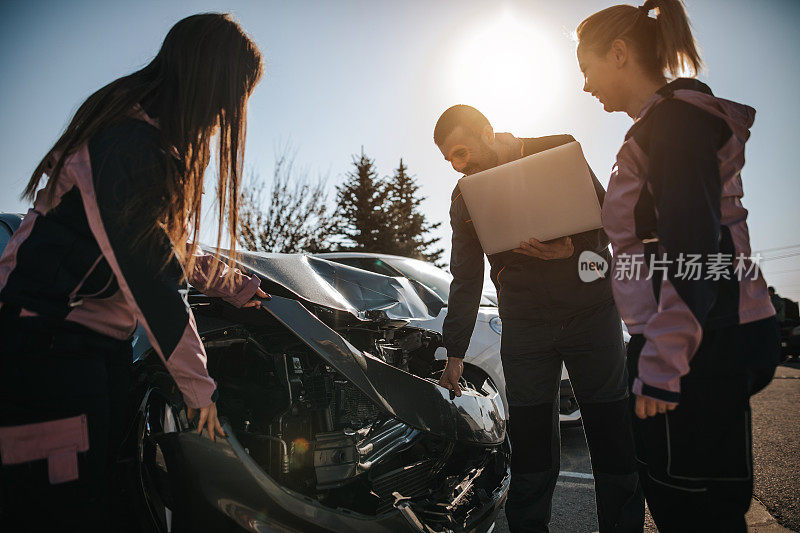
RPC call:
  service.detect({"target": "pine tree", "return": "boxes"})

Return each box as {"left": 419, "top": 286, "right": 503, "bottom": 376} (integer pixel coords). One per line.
{"left": 386, "top": 158, "right": 444, "bottom": 265}
{"left": 334, "top": 149, "right": 393, "bottom": 252}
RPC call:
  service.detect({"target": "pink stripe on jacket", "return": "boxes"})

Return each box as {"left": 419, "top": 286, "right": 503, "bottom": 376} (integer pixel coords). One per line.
{"left": 0, "top": 113, "right": 260, "bottom": 409}
{"left": 603, "top": 80, "right": 774, "bottom": 402}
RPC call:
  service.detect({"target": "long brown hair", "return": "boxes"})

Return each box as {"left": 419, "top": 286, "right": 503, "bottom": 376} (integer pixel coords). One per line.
{"left": 23, "top": 13, "right": 263, "bottom": 280}
{"left": 576, "top": 0, "right": 702, "bottom": 79}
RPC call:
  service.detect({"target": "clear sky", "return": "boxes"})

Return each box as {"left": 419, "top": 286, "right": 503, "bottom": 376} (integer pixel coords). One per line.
{"left": 2, "top": 0, "right": 799, "bottom": 300}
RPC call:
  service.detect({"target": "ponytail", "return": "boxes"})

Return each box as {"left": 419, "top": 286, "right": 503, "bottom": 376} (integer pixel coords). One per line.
{"left": 643, "top": 0, "right": 702, "bottom": 77}
{"left": 577, "top": 0, "right": 703, "bottom": 79}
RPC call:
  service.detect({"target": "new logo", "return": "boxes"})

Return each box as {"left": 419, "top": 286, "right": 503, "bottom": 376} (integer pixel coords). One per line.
{"left": 578, "top": 250, "right": 608, "bottom": 282}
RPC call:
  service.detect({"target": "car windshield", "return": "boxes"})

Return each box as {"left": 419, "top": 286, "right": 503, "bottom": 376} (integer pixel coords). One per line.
{"left": 387, "top": 257, "right": 495, "bottom": 307}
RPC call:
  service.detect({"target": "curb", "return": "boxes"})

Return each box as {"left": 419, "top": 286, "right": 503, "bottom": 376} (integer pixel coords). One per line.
{"left": 748, "top": 498, "right": 794, "bottom": 532}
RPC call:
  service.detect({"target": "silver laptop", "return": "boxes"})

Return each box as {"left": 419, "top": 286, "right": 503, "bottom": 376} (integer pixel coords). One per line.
{"left": 458, "top": 141, "right": 602, "bottom": 255}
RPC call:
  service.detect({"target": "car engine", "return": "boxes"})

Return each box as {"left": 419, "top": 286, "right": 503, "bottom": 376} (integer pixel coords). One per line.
{"left": 156, "top": 307, "right": 509, "bottom": 530}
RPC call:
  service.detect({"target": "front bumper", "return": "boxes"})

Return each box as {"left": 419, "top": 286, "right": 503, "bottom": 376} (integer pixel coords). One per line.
{"left": 156, "top": 423, "right": 509, "bottom": 533}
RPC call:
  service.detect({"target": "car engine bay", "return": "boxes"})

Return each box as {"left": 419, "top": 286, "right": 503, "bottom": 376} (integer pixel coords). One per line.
{"left": 135, "top": 297, "right": 509, "bottom": 532}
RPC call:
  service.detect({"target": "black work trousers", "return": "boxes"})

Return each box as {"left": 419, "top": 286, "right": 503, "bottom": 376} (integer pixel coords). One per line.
{"left": 501, "top": 301, "right": 644, "bottom": 533}
{"left": 627, "top": 317, "right": 779, "bottom": 533}
{"left": 0, "top": 314, "right": 132, "bottom": 533}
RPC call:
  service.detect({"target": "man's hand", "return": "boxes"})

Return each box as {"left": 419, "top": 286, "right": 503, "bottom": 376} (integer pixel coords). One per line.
{"left": 634, "top": 394, "right": 677, "bottom": 419}
{"left": 242, "top": 287, "right": 270, "bottom": 309}
{"left": 438, "top": 357, "right": 464, "bottom": 397}
{"left": 513, "top": 237, "right": 574, "bottom": 260}
{"left": 187, "top": 402, "right": 227, "bottom": 441}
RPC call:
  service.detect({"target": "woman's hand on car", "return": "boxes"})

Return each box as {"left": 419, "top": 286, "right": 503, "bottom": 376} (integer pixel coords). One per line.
{"left": 187, "top": 402, "right": 227, "bottom": 441}
{"left": 242, "top": 287, "right": 270, "bottom": 308}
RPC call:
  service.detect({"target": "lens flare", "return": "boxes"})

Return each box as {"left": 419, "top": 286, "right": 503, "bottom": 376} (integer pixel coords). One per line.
{"left": 292, "top": 437, "right": 310, "bottom": 454}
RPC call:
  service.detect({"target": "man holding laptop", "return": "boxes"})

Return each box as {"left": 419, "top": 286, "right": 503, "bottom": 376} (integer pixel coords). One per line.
{"left": 433, "top": 105, "right": 642, "bottom": 532}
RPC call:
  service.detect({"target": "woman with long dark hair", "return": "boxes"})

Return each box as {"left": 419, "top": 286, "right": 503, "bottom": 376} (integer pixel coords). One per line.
{"left": 0, "top": 13, "right": 265, "bottom": 530}
{"left": 576, "top": 1, "right": 779, "bottom": 530}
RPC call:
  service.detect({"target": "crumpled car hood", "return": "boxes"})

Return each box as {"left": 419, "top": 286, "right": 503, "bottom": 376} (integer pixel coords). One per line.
{"left": 214, "top": 249, "right": 443, "bottom": 323}
{"left": 259, "top": 295, "right": 506, "bottom": 445}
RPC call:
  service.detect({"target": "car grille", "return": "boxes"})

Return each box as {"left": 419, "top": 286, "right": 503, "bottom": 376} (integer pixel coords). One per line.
{"left": 333, "top": 380, "right": 379, "bottom": 429}
{"left": 370, "top": 459, "right": 434, "bottom": 515}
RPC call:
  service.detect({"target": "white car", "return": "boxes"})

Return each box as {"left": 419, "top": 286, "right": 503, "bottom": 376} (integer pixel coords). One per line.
{"left": 314, "top": 252, "right": 585, "bottom": 424}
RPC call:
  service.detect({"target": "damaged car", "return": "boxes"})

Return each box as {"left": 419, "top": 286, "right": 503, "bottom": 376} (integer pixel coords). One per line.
{"left": 124, "top": 251, "right": 510, "bottom": 533}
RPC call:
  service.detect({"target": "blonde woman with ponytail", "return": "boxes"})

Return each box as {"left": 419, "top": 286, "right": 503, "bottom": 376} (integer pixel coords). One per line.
{"left": 576, "top": 1, "right": 779, "bottom": 530}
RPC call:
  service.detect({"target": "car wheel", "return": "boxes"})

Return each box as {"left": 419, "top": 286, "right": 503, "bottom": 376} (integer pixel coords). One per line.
{"left": 136, "top": 388, "right": 185, "bottom": 533}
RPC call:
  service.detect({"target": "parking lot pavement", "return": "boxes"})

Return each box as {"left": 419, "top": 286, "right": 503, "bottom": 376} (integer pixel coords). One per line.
{"left": 491, "top": 425, "right": 599, "bottom": 532}
{"left": 752, "top": 362, "right": 800, "bottom": 532}
{"left": 492, "top": 363, "right": 799, "bottom": 533}
{"left": 491, "top": 424, "right": 660, "bottom": 533}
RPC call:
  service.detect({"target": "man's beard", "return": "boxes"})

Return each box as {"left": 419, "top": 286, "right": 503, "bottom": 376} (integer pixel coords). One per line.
{"left": 463, "top": 141, "right": 499, "bottom": 175}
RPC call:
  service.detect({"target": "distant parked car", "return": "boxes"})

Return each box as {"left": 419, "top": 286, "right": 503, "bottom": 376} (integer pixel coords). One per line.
{"left": 781, "top": 325, "right": 800, "bottom": 361}
{"left": 315, "top": 252, "right": 588, "bottom": 424}
{"left": 0, "top": 213, "right": 23, "bottom": 255}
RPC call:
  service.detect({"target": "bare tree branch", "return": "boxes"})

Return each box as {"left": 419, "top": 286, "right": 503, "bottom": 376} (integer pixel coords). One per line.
{"left": 238, "top": 147, "right": 336, "bottom": 253}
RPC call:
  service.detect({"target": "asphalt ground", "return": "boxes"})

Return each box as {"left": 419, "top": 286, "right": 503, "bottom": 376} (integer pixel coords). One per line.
{"left": 491, "top": 424, "right": 654, "bottom": 533}
{"left": 751, "top": 361, "right": 800, "bottom": 531}
{"left": 491, "top": 363, "right": 800, "bottom": 532}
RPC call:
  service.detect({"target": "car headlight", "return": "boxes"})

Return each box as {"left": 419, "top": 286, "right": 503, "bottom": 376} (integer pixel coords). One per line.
{"left": 489, "top": 317, "right": 502, "bottom": 335}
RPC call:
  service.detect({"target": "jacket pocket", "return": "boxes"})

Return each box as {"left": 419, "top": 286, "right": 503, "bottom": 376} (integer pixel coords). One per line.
{"left": 13, "top": 214, "right": 100, "bottom": 298}
{"left": 0, "top": 414, "right": 89, "bottom": 484}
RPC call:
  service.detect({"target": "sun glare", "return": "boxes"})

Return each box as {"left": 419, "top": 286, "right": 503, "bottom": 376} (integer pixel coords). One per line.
{"left": 449, "top": 12, "right": 564, "bottom": 130}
